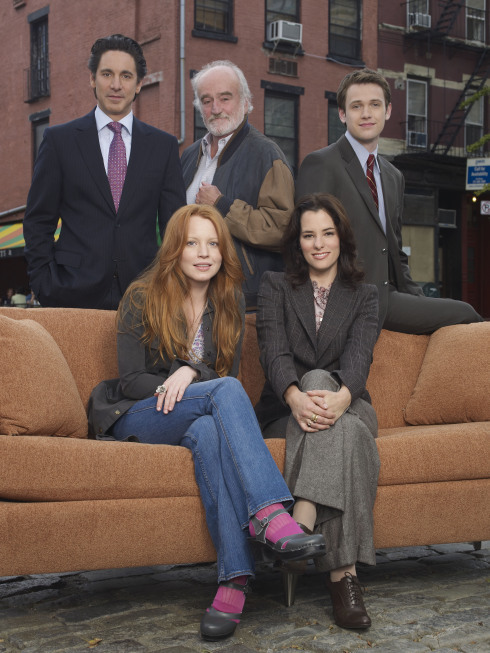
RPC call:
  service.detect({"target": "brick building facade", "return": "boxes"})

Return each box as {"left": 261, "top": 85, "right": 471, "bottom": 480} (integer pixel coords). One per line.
{"left": 0, "top": 0, "right": 488, "bottom": 314}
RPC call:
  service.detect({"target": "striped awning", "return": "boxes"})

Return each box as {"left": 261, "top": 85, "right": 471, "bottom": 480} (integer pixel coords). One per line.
{"left": 0, "top": 220, "right": 61, "bottom": 251}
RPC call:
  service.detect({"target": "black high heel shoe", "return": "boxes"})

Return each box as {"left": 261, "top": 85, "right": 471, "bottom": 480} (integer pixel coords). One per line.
{"left": 200, "top": 579, "right": 249, "bottom": 641}
{"left": 279, "top": 523, "right": 312, "bottom": 606}
{"left": 248, "top": 509, "right": 325, "bottom": 562}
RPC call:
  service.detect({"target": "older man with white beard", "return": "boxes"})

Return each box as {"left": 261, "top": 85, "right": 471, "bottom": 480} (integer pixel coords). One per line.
{"left": 181, "top": 60, "right": 294, "bottom": 310}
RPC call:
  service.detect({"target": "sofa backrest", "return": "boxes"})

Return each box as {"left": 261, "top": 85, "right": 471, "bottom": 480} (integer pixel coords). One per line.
{"left": 0, "top": 307, "right": 425, "bottom": 429}
{"left": 3, "top": 307, "right": 487, "bottom": 432}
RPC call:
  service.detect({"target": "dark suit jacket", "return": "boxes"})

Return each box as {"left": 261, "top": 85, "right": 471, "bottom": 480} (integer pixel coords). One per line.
{"left": 254, "top": 271, "right": 379, "bottom": 431}
{"left": 295, "top": 135, "right": 423, "bottom": 327}
{"left": 24, "top": 109, "right": 186, "bottom": 308}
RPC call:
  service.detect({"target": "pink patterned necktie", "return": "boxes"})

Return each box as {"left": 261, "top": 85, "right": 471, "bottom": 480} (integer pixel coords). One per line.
{"left": 107, "top": 122, "right": 127, "bottom": 212}
{"left": 366, "top": 153, "right": 379, "bottom": 210}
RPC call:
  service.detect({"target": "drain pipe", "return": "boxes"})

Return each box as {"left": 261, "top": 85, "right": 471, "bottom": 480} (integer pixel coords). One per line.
{"left": 178, "top": 0, "right": 186, "bottom": 145}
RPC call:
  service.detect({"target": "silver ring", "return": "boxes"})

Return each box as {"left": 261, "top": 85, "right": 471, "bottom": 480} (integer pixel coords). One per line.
{"left": 156, "top": 384, "right": 167, "bottom": 394}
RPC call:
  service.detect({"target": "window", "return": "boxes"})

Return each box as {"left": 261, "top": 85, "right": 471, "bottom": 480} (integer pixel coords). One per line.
{"left": 465, "top": 92, "right": 484, "bottom": 153}
{"left": 266, "top": 0, "right": 300, "bottom": 28}
{"left": 328, "top": 0, "right": 362, "bottom": 63}
{"left": 194, "top": 0, "right": 234, "bottom": 38}
{"left": 466, "top": 0, "right": 486, "bottom": 43}
{"left": 33, "top": 117, "right": 49, "bottom": 162}
{"left": 194, "top": 107, "right": 207, "bottom": 142}
{"left": 265, "top": 0, "right": 300, "bottom": 47}
{"left": 407, "top": 79, "right": 428, "bottom": 148}
{"left": 325, "top": 92, "right": 345, "bottom": 144}
{"left": 27, "top": 8, "right": 49, "bottom": 101}
{"left": 407, "top": 0, "right": 429, "bottom": 11}
{"left": 407, "top": 0, "right": 431, "bottom": 29}
{"left": 263, "top": 81, "right": 303, "bottom": 175}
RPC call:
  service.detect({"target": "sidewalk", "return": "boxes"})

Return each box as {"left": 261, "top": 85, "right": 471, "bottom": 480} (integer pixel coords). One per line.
{"left": 1, "top": 542, "right": 489, "bottom": 652}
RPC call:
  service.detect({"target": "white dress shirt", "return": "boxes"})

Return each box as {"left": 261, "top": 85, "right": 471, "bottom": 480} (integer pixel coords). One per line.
{"left": 94, "top": 106, "right": 133, "bottom": 173}
{"left": 186, "top": 132, "right": 233, "bottom": 204}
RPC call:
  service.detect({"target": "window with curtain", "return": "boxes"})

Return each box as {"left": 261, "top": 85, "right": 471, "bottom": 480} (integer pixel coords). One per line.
{"left": 466, "top": 0, "right": 486, "bottom": 43}
{"left": 195, "top": 0, "right": 233, "bottom": 35}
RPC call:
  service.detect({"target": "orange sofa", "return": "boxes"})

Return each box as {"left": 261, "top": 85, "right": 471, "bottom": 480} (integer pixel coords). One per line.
{"left": 1, "top": 307, "right": 489, "bottom": 577}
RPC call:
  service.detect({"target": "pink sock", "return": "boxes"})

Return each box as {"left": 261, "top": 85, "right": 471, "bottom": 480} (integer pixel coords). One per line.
{"left": 211, "top": 575, "right": 248, "bottom": 621}
{"left": 249, "top": 503, "right": 304, "bottom": 548}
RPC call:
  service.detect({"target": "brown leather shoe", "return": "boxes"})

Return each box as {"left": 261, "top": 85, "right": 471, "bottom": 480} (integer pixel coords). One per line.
{"left": 325, "top": 572, "right": 371, "bottom": 629}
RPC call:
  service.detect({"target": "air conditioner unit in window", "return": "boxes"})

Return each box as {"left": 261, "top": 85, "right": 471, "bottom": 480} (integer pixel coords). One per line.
{"left": 268, "top": 20, "right": 303, "bottom": 45}
{"left": 438, "top": 209, "right": 457, "bottom": 228}
{"left": 408, "top": 131, "right": 427, "bottom": 148}
{"left": 409, "top": 12, "right": 432, "bottom": 29}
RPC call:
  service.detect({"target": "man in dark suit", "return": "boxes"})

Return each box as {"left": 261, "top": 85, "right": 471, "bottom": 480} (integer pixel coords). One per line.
{"left": 24, "top": 34, "right": 186, "bottom": 309}
{"left": 295, "top": 69, "right": 481, "bottom": 334}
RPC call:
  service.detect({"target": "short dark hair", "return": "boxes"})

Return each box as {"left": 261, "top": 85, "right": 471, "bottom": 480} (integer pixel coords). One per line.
{"left": 88, "top": 34, "right": 147, "bottom": 81}
{"left": 337, "top": 69, "right": 391, "bottom": 112}
{"left": 282, "top": 193, "right": 364, "bottom": 289}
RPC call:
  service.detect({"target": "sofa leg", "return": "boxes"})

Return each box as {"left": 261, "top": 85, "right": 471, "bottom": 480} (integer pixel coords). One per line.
{"left": 472, "top": 541, "right": 482, "bottom": 551}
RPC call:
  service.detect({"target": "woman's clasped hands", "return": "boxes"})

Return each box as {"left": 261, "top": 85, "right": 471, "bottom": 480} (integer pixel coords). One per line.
{"left": 284, "top": 384, "right": 352, "bottom": 432}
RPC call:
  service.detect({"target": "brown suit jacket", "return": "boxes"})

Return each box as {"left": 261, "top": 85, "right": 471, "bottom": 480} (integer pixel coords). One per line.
{"left": 295, "top": 135, "right": 423, "bottom": 328}
{"left": 254, "top": 271, "right": 379, "bottom": 431}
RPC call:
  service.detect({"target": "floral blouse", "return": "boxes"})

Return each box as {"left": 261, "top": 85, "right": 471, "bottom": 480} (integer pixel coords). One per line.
{"left": 312, "top": 280, "right": 332, "bottom": 332}
{"left": 188, "top": 321, "right": 205, "bottom": 363}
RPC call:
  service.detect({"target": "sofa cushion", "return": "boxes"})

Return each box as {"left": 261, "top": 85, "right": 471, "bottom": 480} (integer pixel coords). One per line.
{"left": 404, "top": 322, "right": 490, "bottom": 425}
{"left": 376, "top": 422, "right": 490, "bottom": 486}
{"left": 0, "top": 316, "right": 87, "bottom": 438}
{"left": 0, "top": 307, "right": 119, "bottom": 409}
{"left": 0, "top": 436, "right": 286, "bottom": 502}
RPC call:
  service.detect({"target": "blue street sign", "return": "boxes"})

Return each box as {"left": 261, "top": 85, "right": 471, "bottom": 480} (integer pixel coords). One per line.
{"left": 466, "top": 158, "right": 490, "bottom": 190}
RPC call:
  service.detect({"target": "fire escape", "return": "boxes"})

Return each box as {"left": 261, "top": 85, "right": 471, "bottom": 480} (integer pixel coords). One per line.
{"left": 404, "top": 0, "right": 489, "bottom": 156}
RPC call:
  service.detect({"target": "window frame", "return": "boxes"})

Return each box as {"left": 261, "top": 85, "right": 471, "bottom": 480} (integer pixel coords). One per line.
{"left": 325, "top": 91, "right": 345, "bottom": 145}
{"left": 27, "top": 7, "right": 50, "bottom": 101}
{"left": 406, "top": 78, "right": 428, "bottom": 149}
{"left": 327, "top": 0, "right": 363, "bottom": 65}
{"left": 465, "top": 91, "right": 484, "bottom": 153}
{"left": 465, "top": 0, "right": 486, "bottom": 44}
{"left": 193, "top": 0, "right": 237, "bottom": 42}
{"left": 262, "top": 80, "right": 304, "bottom": 176}
{"left": 264, "top": 0, "right": 302, "bottom": 54}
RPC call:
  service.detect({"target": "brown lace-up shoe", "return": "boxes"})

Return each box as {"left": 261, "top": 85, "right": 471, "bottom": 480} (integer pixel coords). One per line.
{"left": 325, "top": 572, "right": 371, "bottom": 629}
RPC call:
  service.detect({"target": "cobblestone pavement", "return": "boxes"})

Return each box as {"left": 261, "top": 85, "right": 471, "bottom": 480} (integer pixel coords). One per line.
{"left": 1, "top": 542, "right": 489, "bottom": 653}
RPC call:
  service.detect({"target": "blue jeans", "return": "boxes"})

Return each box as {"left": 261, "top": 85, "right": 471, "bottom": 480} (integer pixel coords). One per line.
{"left": 112, "top": 377, "right": 293, "bottom": 581}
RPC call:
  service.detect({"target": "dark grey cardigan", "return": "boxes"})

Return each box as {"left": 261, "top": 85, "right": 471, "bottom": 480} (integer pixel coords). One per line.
{"left": 88, "top": 294, "right": 245, "bottom": 437}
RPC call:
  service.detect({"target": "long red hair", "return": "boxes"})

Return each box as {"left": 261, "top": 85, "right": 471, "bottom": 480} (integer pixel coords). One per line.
{"left": 119, "top": 204, "right": 244, "bottom": 376}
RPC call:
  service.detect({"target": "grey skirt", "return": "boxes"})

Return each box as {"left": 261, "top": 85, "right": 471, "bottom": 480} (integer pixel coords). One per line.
{"left": 268, "top": 370, "right": 380, "bottom": 572}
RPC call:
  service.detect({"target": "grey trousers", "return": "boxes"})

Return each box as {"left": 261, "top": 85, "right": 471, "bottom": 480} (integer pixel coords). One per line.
{"left": 266, "top": 370, "right": 380, "bottom": 572}
{"left": 384, "top": 287, "right": 482, "bottom": 335}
